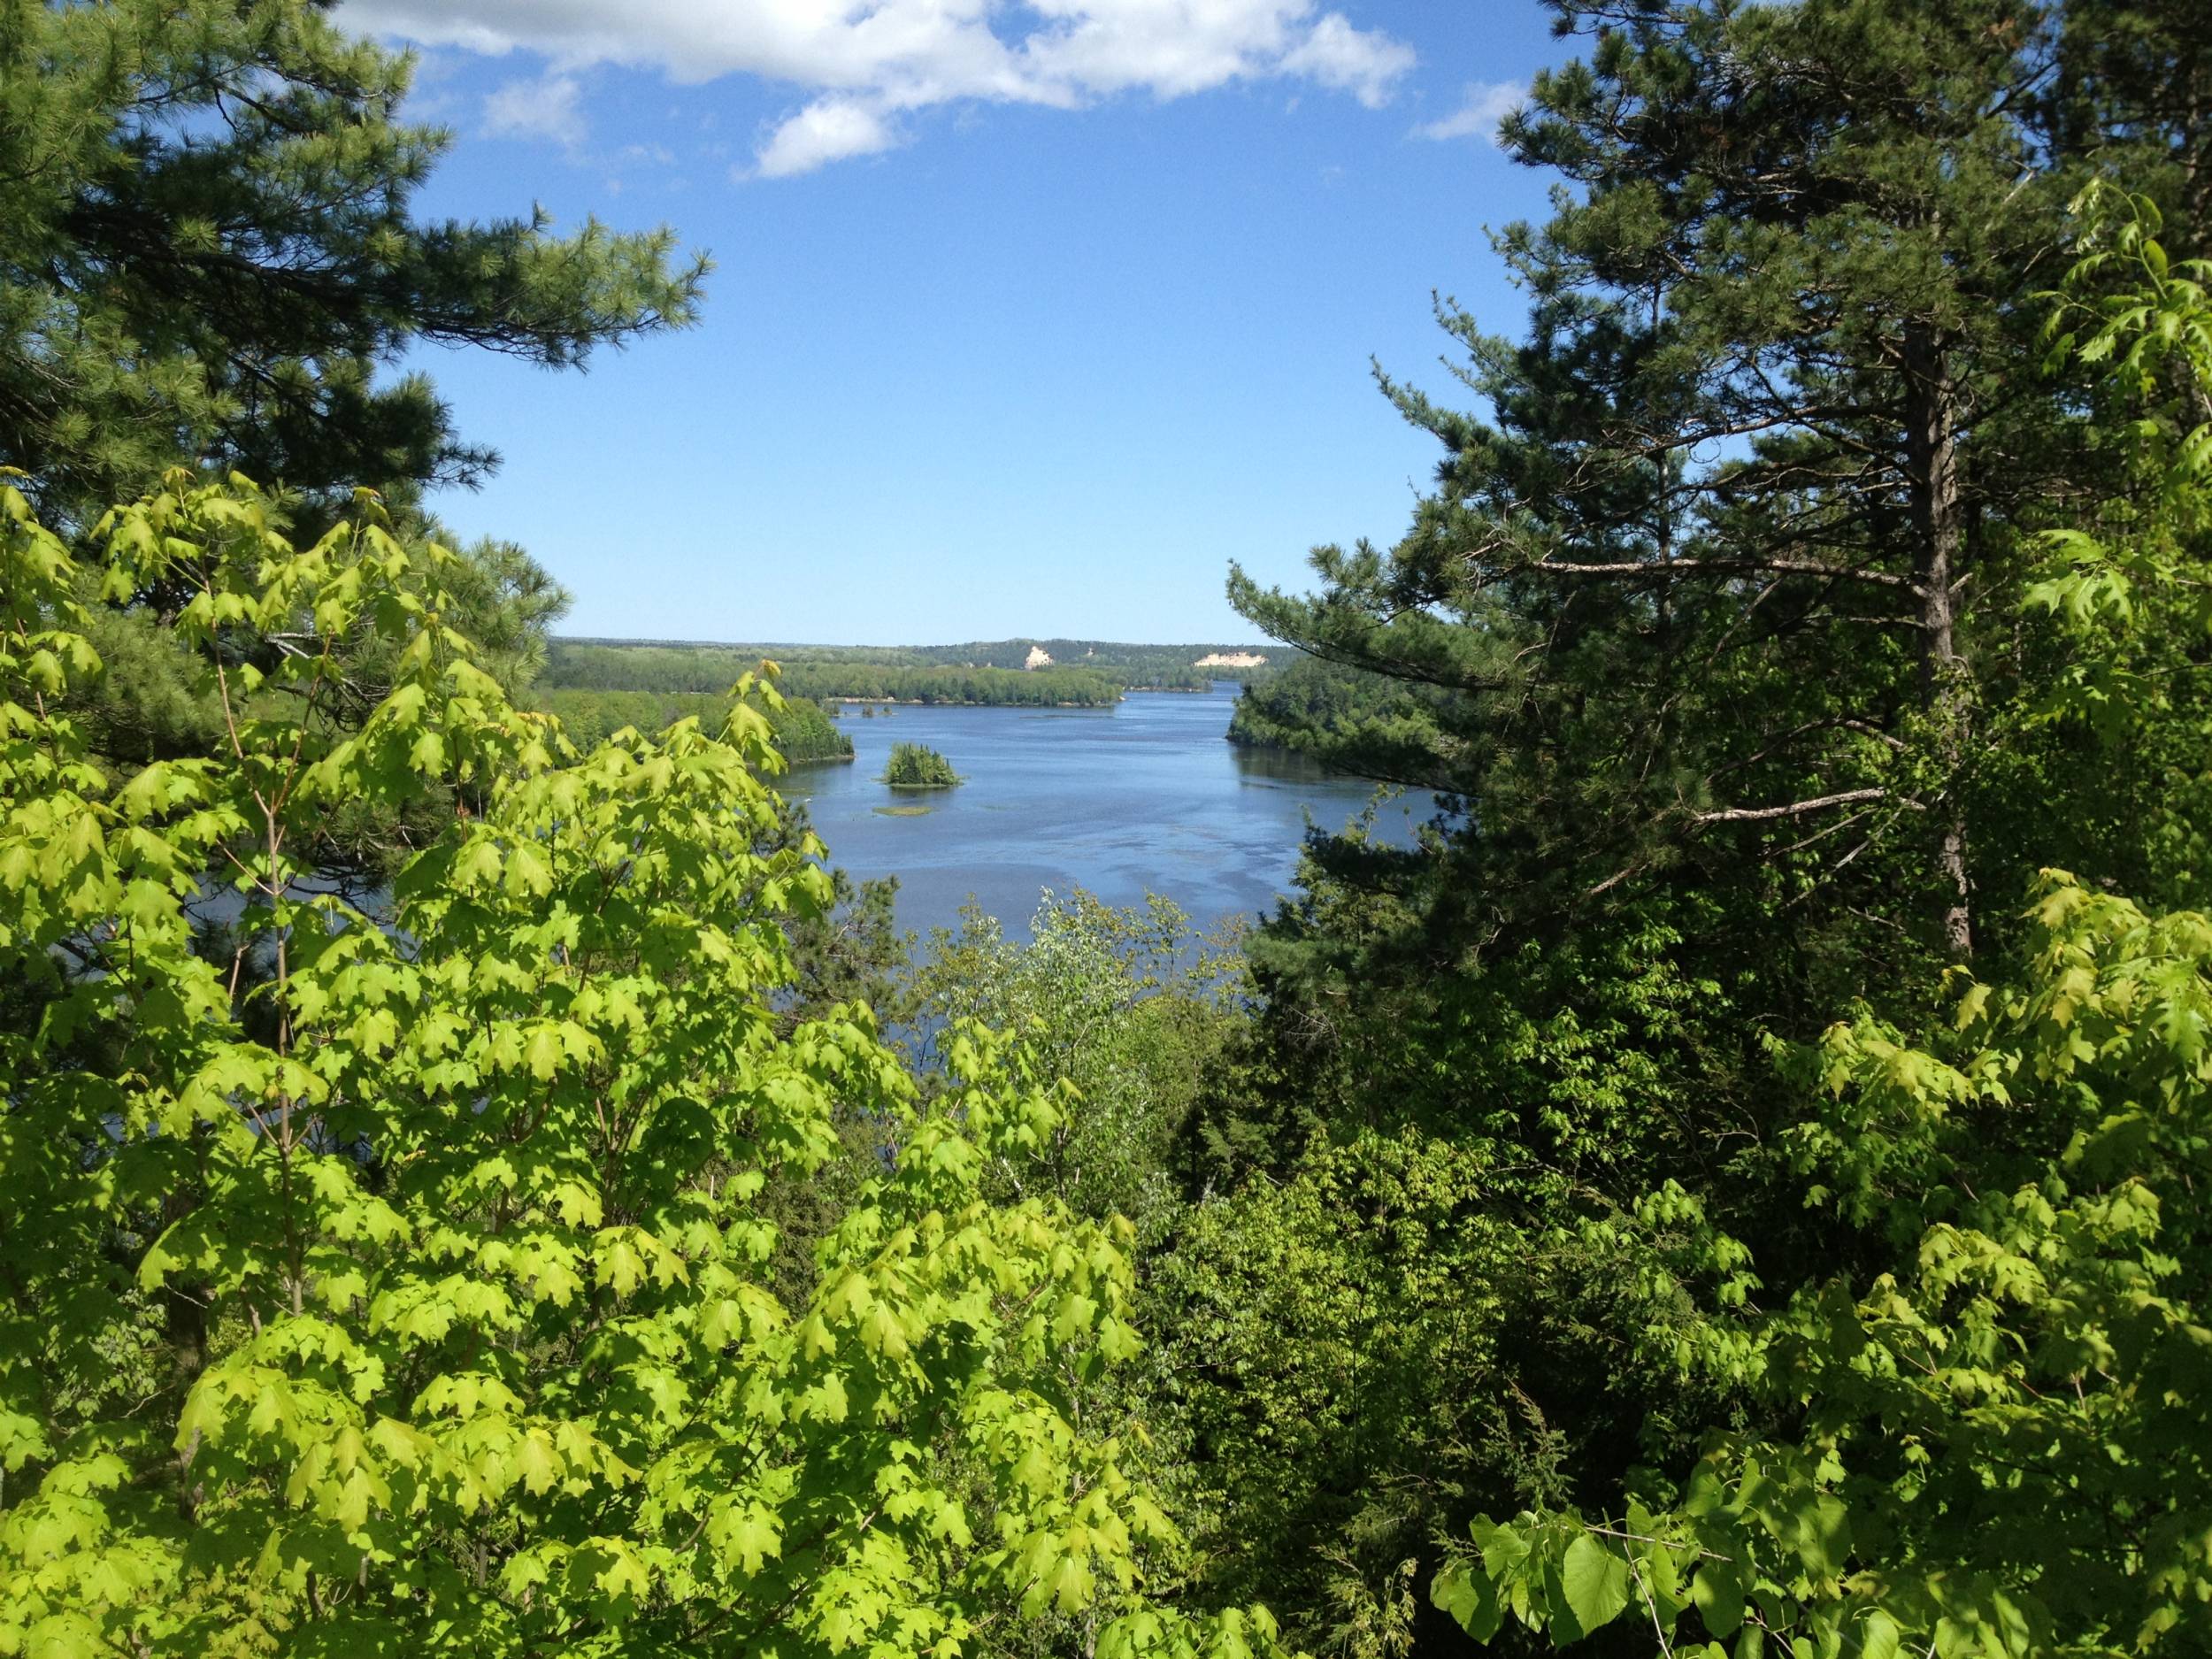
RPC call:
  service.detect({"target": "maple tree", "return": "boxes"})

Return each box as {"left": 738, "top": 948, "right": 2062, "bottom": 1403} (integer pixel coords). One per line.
{"left": 0, "top": 472, "right": 1269, "bottom": 1659}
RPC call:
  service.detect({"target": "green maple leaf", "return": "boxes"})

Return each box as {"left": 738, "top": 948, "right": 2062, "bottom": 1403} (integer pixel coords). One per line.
{"left": 515, "top": 1428, "right": 560, "bottom": 1497}
{"left": 709, "top": 1502, "right": 783, "bottom": 1576}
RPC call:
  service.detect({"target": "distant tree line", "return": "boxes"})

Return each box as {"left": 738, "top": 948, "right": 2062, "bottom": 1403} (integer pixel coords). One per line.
{"left": 781, "top": 664, "right": 1120, "bottom": 706}
{"left": 1225, "top": 656, "right": 1445, "bottom": 785}
{"left": 912, "top": 640, "right": 1276, "bottom": 689}
{"left": 548, "top": 640, "right": 1272, "bottom": 695}
{"left": 545, "top": 643, "right": 1123, "bottom": 705}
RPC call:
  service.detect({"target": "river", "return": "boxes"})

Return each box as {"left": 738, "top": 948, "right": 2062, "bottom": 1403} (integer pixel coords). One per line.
{"left": 780, "top": 685, "right": 1414, "bottom": 941}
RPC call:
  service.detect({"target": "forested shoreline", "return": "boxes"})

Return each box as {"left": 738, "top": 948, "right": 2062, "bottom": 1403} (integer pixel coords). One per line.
{"left": 549, "top": 640, "right": 1271, "bottom": 703}
{"left": 548, "top": 642, "right": 1129, "bottom": 706}
{"left": 6, "top": 3, "right": 2212, "bottom": 1657}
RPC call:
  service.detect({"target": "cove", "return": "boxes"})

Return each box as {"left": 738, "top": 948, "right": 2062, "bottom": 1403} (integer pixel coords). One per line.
{"left": 780, "top": 685, "right": 1417, "bottom": 941}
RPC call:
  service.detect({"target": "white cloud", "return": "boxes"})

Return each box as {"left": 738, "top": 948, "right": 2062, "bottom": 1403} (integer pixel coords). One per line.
{"left": 1412, "top": 79, "right": 1524, "bottom": 144}
{"left": 755, "top": 98, "right": 901, "bottom": 177}
{"left": 1277, "top": 13, "right": 1414, "bottom": 110}
{"left": 483, "top": 72, "right": 587, "bottom": 148}
{"left": 341, "top": 0, "right": 1415, "bottom": 176}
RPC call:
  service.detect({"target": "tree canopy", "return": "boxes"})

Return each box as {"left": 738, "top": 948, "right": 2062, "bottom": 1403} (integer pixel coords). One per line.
{"left": 0, "top": 472, "right": 1271, "bottom": 1659}
{"left": 1179, "top": 1, "right": 2212, "bottom": 1649}
{"left": 883, "top": 743, "right": 963, "bottom": 789}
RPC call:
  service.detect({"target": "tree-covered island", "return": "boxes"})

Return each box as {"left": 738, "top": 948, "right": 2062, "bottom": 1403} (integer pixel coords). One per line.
{"left": 880, "top": 741, "right": 964, "bottom": 788}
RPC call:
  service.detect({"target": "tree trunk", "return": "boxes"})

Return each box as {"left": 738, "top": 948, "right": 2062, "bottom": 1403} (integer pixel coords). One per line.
{"left": 1904, "top": 320, "right": 1972, "bottom": 960}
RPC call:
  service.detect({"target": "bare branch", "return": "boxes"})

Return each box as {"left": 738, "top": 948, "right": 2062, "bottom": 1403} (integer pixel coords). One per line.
{"left": 1693, "top": 787, "right": 1912, "bottom": 824}
{"left": 1527, "top": 556, "right": 1922, "bottom": 593}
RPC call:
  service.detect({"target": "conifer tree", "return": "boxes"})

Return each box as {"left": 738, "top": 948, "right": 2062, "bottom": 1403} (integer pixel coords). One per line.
{"left": 0, "top": 0, "right": 707, "bottom": 529}
{"left": 1177, "top": 4, "right": 2212, "bottom": 1638}
{"left": 1230, "top": 0, "right": 2208, "bottom": 1079}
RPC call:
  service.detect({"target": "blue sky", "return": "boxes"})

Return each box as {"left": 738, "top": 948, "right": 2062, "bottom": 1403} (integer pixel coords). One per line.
{"left": 341, "top": 1, "right": 1570, "bottom": 644}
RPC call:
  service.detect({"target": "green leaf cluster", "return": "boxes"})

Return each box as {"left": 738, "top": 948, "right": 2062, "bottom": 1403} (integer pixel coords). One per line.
{"left": 0, "top": 472, "right": 1271, "bottom": 1659}
{"left": 1436, "top": 874, "right": 2212, "bottom": 1656}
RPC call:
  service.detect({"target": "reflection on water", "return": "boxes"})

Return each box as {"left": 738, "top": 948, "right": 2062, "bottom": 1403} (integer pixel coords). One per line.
{"left": 780, "top": 687, "right": 1425, "bottom": 941}
{"left": 1229, "top": 743, "right": 1348, "bottom": 789}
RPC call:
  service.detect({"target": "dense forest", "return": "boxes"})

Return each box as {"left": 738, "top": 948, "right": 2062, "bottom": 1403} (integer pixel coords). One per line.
{"left": 6, "top": 2, "right": 2212, "bottom": 1658}
{"left": 1225, "top": 657, "right": 1430, "bottom": 780}
{"left": 776, "top": 664, "right": 1123, "bottom": 707}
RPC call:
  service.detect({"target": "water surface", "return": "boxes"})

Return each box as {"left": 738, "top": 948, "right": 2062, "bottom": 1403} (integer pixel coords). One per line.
{"left": 782, "top": 687, "right": 1414, "bottom": 940}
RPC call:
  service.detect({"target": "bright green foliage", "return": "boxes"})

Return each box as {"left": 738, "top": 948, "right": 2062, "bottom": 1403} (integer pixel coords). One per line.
{"left": 535, "top": 687, "right": 854, "bottom": 764}
{"left": 52, "top": 521, "right": 574, "bottom": 887}
{"left": 1149, "top": 1132, "right": 1515, "bottom": 1653}
{"left": 2004, "top": 185, "right": 2212, "bottom": 911}
{"left": 0, "top": 0, "right": 706, "bottom": 526}
{"left": 0, "top": 473, "right": 1269, "bottom": 1659}
{"left": 883, "top": 744, "right": 964, "bottom": 789}
{"left": 906, "top": 895, "right": 1268, "bottom": 1659}
{"left": 1434, "top": 874, "right": 2212, "bottom": 1656}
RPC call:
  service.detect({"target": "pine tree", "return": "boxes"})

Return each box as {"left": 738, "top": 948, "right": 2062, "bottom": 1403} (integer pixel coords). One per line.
{"left": 0, "top": 0, "right": 708, "bottom": 529}
{"left": 1229, "top": 0, "right": 2208, "bottom": 1079}
{"left": 1175, "top": 4, "right": 2212, "bottom": 1637}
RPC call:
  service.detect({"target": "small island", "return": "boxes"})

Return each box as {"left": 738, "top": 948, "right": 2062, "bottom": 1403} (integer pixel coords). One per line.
{"left": 881, "top": 741, "right": 963, "bottom": 788}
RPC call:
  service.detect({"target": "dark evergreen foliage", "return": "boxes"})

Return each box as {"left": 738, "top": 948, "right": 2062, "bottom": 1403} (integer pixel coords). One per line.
{"left": 1167, "top": 0, "right": 2212, "bottom": 1646}
{"left": 881, "top": 742, "right": 962, "bottom": 788}
{"left": 0, "top": 0, "right": 706, "bottom": 530}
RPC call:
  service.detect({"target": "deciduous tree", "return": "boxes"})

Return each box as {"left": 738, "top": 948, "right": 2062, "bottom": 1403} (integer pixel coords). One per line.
{"left": 0, "top": 472, "right": 1261, "bottom": 1659}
